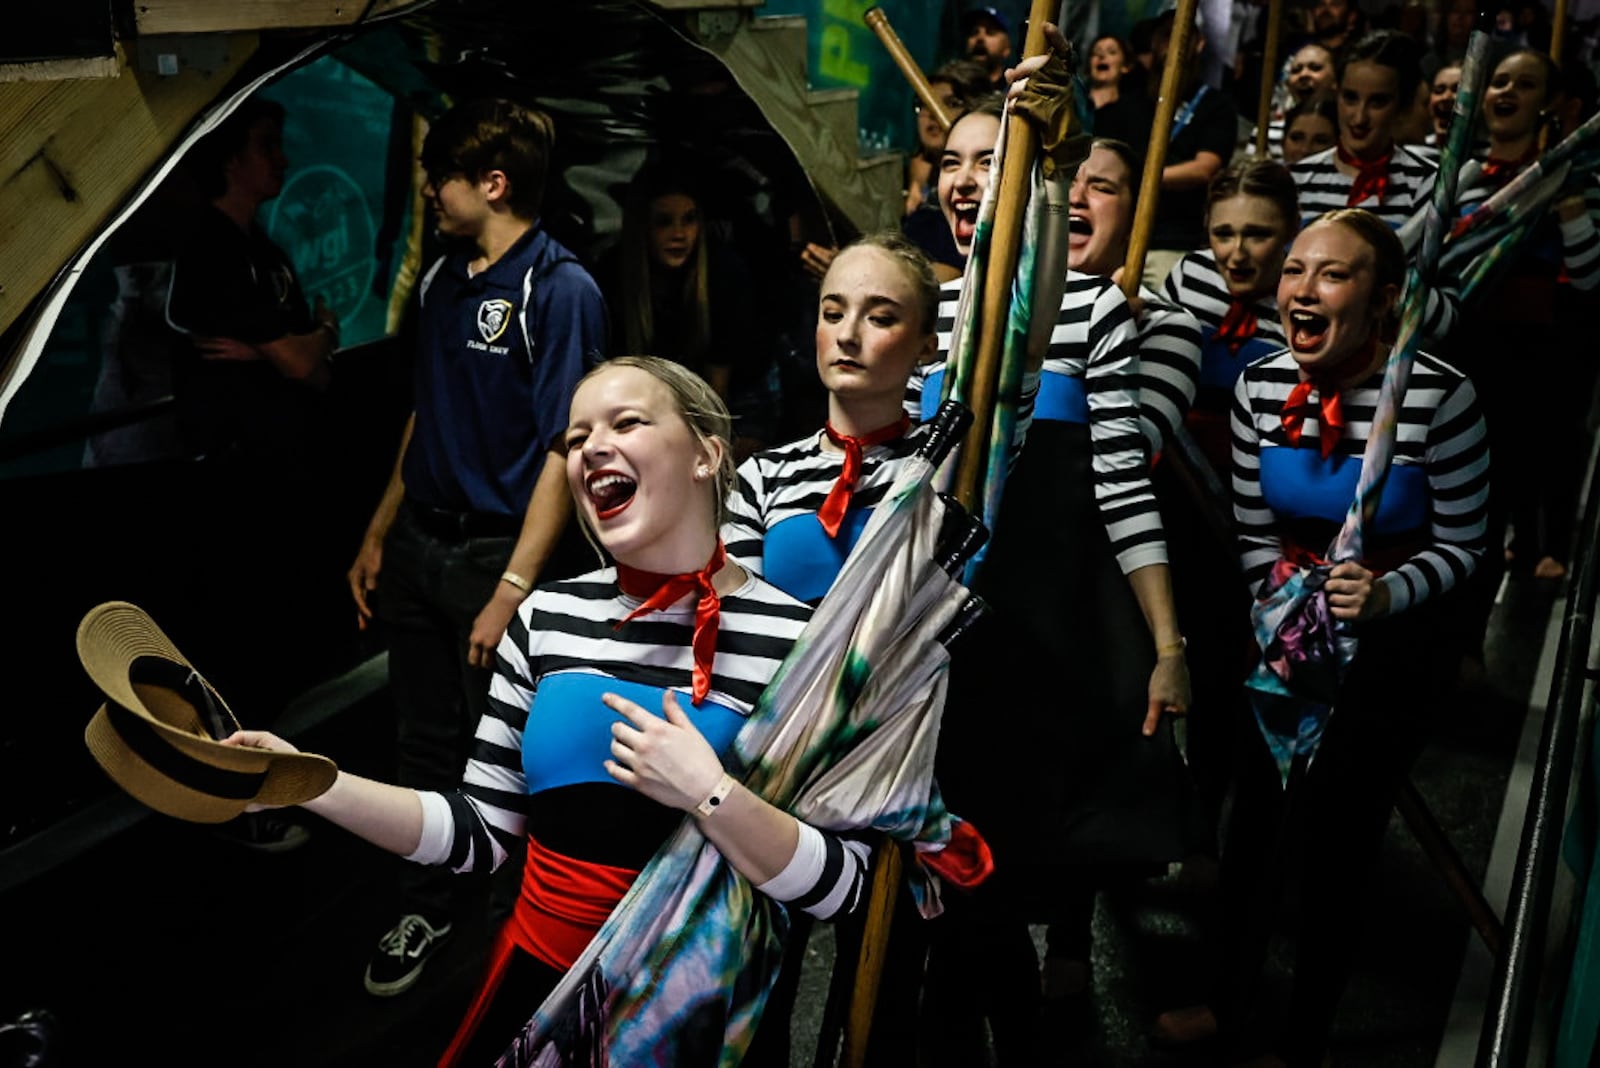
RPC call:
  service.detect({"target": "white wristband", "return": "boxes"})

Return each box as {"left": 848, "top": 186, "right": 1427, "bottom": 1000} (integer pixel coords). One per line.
{"left": 695, "top": 772, "right": 737, "bottom": 817}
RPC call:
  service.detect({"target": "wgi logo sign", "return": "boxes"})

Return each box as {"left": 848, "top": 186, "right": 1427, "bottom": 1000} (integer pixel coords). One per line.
{"left": 477, "top": 299, "right": 514, "bottom": 344}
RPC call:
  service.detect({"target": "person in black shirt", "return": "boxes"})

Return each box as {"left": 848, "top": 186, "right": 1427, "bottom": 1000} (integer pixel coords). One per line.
{"left": 1097, "top": 8, "right": 1238, "bottom": 287}
{"left": 166, "top": 98, "right": 339, "bottom": 462}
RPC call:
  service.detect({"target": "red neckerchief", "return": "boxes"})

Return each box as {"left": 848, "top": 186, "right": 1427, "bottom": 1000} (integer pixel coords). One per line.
{"left": 1336, "top": 142, "right": 1393, "bottom": 206}
{"left": 1281, "top": 381, "right": 1344, "bottom": 458}
{"left": 1481, "top": 145, "right": 1538, "bottom": 186}
{"left": 616, "top": 541, "right": 726, "bottom": 705}
{"left": 1279, "top": 340, "right": 1377, "bottom": 459}
{"left": 816, "top": 415, "right": 910, "bottom": 538}
{"left": 1214, "top": 300, "right": 1260, "bottom": 353}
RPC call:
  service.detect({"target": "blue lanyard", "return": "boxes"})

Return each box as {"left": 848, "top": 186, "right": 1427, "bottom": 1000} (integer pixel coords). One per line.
{"left": 1170, "top": 84, "right": 1212, "bottom": 141}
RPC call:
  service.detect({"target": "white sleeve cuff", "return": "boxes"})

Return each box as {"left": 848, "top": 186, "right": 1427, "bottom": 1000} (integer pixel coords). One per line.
{"left": 405, "top": 791, "right": 455, "bottom": 865}
{"left": 755, "top": 820, "right": 827, "bottom": 902}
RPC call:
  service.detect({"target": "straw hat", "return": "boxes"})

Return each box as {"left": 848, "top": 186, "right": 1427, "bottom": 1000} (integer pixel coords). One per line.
{"left": 77, "top": 601, "right": 336, "bottom": 823}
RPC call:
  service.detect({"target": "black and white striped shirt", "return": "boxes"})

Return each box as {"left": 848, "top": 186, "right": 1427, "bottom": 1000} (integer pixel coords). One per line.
{"left": 723, "top": 425, "right": 928, "bottom": 603}
{"left": 414, "top": 569, "right": 869, "bottom": 921}
{"left": 1230, "top": 348, "right": 1490, "bottom": 614}
{"left": 1291, "top": 143, "right": 1438, "bottom": 231}
{"left": 1130, "top": 285, "right": 1203, "bottom": 454}
{"left": 908, "top": 273, "right": 1168, "bottom": 574}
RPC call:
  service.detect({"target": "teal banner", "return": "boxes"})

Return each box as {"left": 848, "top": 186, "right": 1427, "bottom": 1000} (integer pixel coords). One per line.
{"left": 762, "top": 0, "right": 944, "bottom": 155}
{"left": 259, "top": 56, "right": 413, "bottom": 348}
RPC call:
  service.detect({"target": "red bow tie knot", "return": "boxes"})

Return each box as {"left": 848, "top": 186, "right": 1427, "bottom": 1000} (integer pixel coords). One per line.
{"left": 616, "top": 542, "right": 726, "bottom": 705}
{"left": 1337, "top": 143, "right": 1392, "bottom": 207}
{"left": 815, "top": 416, "right": 910, "bottom": 538}
{"left": 1214, "top": 300, "right": 1260, "bottom": 353}
{"left": 1280, "top": 380, "right": 1345, "bottom": 459}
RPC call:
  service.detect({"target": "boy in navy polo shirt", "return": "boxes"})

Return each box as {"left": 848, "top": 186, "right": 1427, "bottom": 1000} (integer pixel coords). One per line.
{"left": 346, "top": 98, "right": 607, "bottom": 997}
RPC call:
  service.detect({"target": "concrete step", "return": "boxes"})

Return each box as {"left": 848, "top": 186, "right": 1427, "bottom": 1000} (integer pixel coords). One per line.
{"left": 749, "top": 14, "right": 808, "bottom": 87}
{"left": 855, "top": 152, "right": 906, "bottom": 233}
{"left": 806, "top": 86, "right": 860, "bottom": 158}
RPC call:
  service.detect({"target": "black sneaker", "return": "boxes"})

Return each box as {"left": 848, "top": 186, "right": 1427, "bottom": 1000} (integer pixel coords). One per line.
{"left": 213, "top": 811, "right": 310, "bottom": 853}
{"left": 364, "top": 914, "right": 452, "bottom": 996}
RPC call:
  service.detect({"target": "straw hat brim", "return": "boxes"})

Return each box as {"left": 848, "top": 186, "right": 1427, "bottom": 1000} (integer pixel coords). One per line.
{"left": 77, "top": 602, "right": 338, "bottom": 823}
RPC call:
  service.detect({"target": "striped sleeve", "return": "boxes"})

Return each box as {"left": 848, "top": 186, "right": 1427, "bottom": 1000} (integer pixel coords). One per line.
{"left": 1380, "top": 373, "right": 1490, "bottom": 613}
{"left": 1086, "top": 282, "right": 1168, "bottom": 572}
{"left": 1135, "top": 288, "right": 1202, "bottom": 451}
{"left": 755, "top": 822, "right": 872, "bottom": 920}
{"left": 723, "top": 456, "right": 770, "bottom": 573}
{"left": 1418, "top": 276, "right": 1460, "bottom": 346}
{"left": 1230, "top": 371, "right": 1280, "bottom": 591}
{"left": 428, "top": 611, "right": 541, "bottom": 874}
{"left": 1558, "top": 177, "right": 1600, "bottom": 292}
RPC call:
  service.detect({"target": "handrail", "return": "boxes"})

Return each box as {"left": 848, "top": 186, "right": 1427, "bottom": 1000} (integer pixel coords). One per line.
{"left": 1476, "top": 434, "right": 1600, "bottom": 1066}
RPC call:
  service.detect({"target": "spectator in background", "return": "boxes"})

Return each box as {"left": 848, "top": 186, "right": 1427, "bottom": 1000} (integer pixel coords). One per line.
{"left": 1087, "top": 34, "right": 1136, "bottom": 109}
{"left": 961, "top": 4, "right": 1014, "bottom": 89}
{"left": 1098, "top": 7, "right": 1236, "bottom": 288}
{"left": 596, "top": 166, "right": 771, "bottom": 460}
{"left": 1303, "top": 0, "right": 1364, "bottom": 57}
{"left": 1281, "top": 92, "right": 1340, "bottom": 165}
{"left": 905, "top": 59, "right": 991, "bottom": 219}
{"left": 346, "top": 98, "right": 606, "bottom": 1001}
{"left": 1429, "top": 63, "right": 1463, "bottom": 144}
{"left": 1258, "top": 42, "right": 1338, "bottom": 159}
{"left": 165, "top": 97, "right": 337, "bottom": 464}
{"left": 1393, "top": 64, "right": 1442, "bottom": 155}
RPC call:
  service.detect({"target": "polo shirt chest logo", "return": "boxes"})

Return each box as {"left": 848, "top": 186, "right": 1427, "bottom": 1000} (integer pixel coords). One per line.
{"left": 477, "top": 299, "right": 514, "bottom": 343}
{"left": 467, "top": 298, "right": 515, "bottom": 354}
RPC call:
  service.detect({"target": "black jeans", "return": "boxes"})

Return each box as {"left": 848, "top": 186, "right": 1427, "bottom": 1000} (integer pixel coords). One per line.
{"left": 377, "top": 503, "right": 515, "bottom": 921}
{"left": 1212, "top": 602, "right": 1453, "bottom": 1066}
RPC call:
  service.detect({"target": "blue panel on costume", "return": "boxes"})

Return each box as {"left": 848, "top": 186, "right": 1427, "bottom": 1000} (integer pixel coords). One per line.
{"left": 1260, "top": 447, "right": 1429, "bottom": 533}
{"left": 762, "top": 510, "right": 873, "bottom": 603}
{"left": 523, "top": 673, "right": 746, "bottom": 795}
{"left": 926, "top": 367, "right": 1090, "bottom": 424}
{"left": 921, "top": 369, "right": 946, "bottom": 423}
{"left": 1033, "top": 371, "right": 1089, "bottom": 424}
{"left": 1199, "top": 334, "right": 1277, "bottom": 390}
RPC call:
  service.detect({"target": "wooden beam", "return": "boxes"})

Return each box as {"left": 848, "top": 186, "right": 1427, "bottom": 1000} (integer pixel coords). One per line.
{"left": 0, "top": 35, "right": 257, "bottom": 338}
{"left": 0, "top": 56, "right": 120, "bottom": 84}
{"left": 133, "top": 0, "right": 417, "bottom": 35}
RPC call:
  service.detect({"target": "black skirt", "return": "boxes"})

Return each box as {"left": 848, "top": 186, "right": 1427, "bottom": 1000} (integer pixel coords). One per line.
{"left": 937, "top": 420, "right": 1195, "bottom": 905}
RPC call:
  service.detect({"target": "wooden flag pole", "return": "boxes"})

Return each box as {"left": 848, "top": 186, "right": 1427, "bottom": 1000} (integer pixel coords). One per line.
{"left": 865, "top": 6, "right": 953, "bottom": 133}
{"left": 1550, "top": 0, "right": 1568, "bottom": 69}
{"left": 1543, "top": 0, "right": 1567, "bottom": 151}
{"left": 950, "top": 0, "right": 1059, "bottom": 512}
{"left": 841, "top": 5, "right": 1057, "bottom": 1063}
{"left": 1255, "top": 0, "right": 1284, "bottom": 157}
{"left": 1122, "top": 0, "right": 1199, "bottom": 298}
